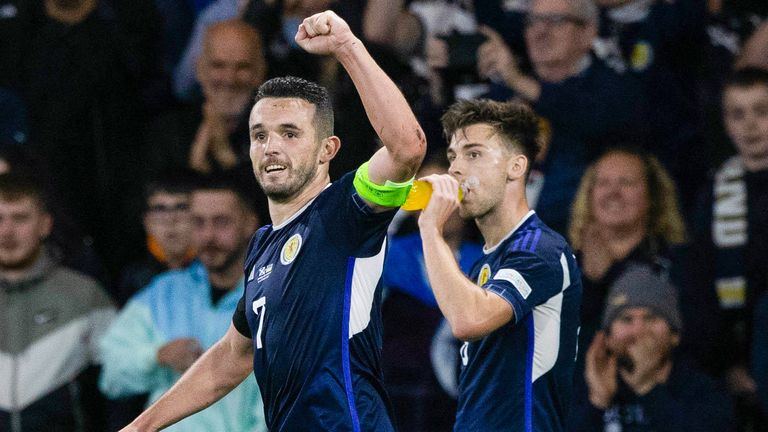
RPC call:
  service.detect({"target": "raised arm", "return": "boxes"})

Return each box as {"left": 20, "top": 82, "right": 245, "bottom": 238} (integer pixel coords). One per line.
{"left": 417, "top": 175, "right": 514, "bottom": 340}
{"left": 121, "top": 324, "right": 254, "bottom": 432}
{"left": 295, "top": 11, "right": 426, "bottom": 185}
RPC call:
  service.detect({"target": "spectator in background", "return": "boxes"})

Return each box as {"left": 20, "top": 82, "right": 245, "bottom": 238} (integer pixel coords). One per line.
{"left": 146, "top": 20, "right": 266, "bottom": 181}
{"left": 568, "top": 146, "right": 686, "bottom": 373}
{"left": 4, "top": 0, "right": 164, "bottom": 281}
{"left": 0, "top": 145, "right": 106, "bottom": 284}
{"left": 687, "top": 67, "right": 768, "bottom": 431}
{"left": 475, "top": 0, "right": 644, "bottom": 233}
{"left": 569, "top": 265, "right": 734, "bottom": 432}
{"left": 172, "top": 0, "right": 251, "bottom": 101}
{"left": 701, "top": 0, "right": 768, "bottom": 166}
{"left": 381, "top": 154, "right": 482, "bottom": 432}
{"left": 117, "top": 172, "right": 197, "bottom": 306}
{"left": 592, "top": 0, "right": 709, "bottom": 213}
{"left": 0, "top": 174, "right": 116, "bottom": 431}
{"left": 99, "top": 176, "right": 265, "bottom": 432}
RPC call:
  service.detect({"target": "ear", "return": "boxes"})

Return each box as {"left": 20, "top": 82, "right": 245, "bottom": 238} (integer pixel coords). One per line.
{"left": 318, "top": 136, "right": 341, "bottom": 165}
{"left": 670, "top": 332, "right": 681, "bottom": 348}
{"left": 507, "top": 153, "right": 528, "bottom": 182}
{"left": 39, "top": 212, "right": 53, "bottom": 240}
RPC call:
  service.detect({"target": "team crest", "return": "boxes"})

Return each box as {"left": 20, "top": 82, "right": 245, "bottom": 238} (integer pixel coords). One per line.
{"left": 280, "top": 234, "right": 303, "bottom": 265}
{"left": 630, "top": 41, "right": 653, "bottom": 72}
{"left": 477, "top": 264, "right": 491, "bottom": 286}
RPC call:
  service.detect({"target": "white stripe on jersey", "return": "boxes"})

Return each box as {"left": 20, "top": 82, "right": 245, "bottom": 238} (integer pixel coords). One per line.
{"left": 531, "top": 253, "right": 572, "bottom": 382}
{"left": 348, "top": 240, "right": 386, "bottom": 338}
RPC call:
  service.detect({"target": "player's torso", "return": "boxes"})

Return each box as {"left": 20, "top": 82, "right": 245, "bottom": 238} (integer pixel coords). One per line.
{"left": 457, "top": 217, "right": 582, "bottom": 432}
{"left": 243, "top": 175, "right": 396, "bottom": 432}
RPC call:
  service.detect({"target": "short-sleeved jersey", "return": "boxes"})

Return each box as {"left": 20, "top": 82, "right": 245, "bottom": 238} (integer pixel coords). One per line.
{"left": 232, "top": 172, "right": 397, "bottom": 432}
{"left": 455, "top": 211, "right": 582, "bottom": 432}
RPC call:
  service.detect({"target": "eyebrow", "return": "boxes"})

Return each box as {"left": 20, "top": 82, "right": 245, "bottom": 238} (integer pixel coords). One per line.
{"left": 249, "top": 123, "right": 302, "bottom": 132}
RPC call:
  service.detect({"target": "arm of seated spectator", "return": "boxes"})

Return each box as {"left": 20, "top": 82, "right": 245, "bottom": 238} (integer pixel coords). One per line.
{"left": 98, "top": 300, "right": 169, "bottom": 399}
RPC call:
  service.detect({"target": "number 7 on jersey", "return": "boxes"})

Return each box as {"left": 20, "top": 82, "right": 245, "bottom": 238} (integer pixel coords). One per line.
{"left": 252, "top": 296, "right": 266, "bottom": 349}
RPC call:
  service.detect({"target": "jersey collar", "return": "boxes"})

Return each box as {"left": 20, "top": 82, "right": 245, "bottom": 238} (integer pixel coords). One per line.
{"left": 272, "top": 183, "right": 332, "bottom": 230}
{"left": 482, "top": 210, "right": 536, "bottom": 255}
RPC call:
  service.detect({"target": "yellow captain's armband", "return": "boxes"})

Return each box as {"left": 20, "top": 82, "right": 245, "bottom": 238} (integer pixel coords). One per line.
{"left": 353, "top": 161, "right": 414, "bottom": 207}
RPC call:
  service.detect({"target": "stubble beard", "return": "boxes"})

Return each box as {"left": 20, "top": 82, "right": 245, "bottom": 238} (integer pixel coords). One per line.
{"left": 257, "top": 161, "right": 318, "bottom": 203}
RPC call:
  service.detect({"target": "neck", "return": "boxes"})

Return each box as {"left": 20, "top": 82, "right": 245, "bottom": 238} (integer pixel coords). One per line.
{"left": 165, "top": 254, "right": 188, "bottom": 269}
{"left": 45, "top": 0, "right": 97, "bottom": 25}
{"left": 444, "top": 230, "right": 463, "bottom": 252}
{"left": 0, "top": 249, "right": 43, "bottom": 283}
{"left": 476, "top": 191, "right": 530, "bottom": 250}
{"left": 207, "top": 256, "right": 245, "bottom": 290}
{"left": 268, "top": 172, "right": 330, "bottom": 226}
{"left": 534, "top": 55, "right": 588, "bottom": 83}
{"left": 602, "top": 224, "right": 647, "bottom": 259}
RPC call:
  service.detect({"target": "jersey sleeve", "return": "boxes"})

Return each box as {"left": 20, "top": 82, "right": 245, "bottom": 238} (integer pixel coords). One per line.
{"left": 232, "top": 294, "right": 252, "bottom": 338}
{"left": 318, "top": 172, "right": 398, "bottom": 255}
{"left": 484, "top": 250, "right": 563, "bottom": 324}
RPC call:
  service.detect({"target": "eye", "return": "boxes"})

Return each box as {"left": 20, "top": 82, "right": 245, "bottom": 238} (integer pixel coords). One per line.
{"left": 468, "top": 151, "right": 480, "bottom": 159}
{"left": 447, "top": 153, "right": 456, "bottom": 162}
{"left": 285, "top": 131, "right": 296, "bottom": 138}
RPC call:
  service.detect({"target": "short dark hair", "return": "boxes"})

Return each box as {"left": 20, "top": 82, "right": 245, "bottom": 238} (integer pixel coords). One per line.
{"left": 254, "top": 76, "right": 334, "bottom": 141}
{"left": 143, "top": 169, "right": 195, "bottom": 205}
{"left": 441, "top": 99, "right": 540, "bottom": 174}
{"left": 725, "top": 67, "right": 768, "bottom": 91}
{"left": 0, "top": 173, "right": 49, "bottom": 212}
{"left": 192, "top": 172, "right": 257, "bottom": 214}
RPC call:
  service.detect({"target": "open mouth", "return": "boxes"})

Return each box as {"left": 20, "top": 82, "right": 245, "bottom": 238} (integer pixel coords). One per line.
{"left": 265, "top": 164, "right": 287, "bottom": 173}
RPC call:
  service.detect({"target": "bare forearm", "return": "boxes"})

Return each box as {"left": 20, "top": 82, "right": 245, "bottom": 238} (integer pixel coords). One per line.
{"left": 421, "top": 228, "right": 501, "bottom": 340}
{"left": 129, "top": 338, "right": 252, "bottom": 431}
{"left": 335, "top": 39, "right": 425, "bottom": 178}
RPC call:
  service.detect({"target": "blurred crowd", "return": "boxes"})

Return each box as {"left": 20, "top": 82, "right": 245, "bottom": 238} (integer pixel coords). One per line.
{"left": 1, "top": 0, "right": 767, "bottom": 431}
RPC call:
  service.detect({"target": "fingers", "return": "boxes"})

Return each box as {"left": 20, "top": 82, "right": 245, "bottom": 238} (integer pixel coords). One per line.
{"left": 420, "top": 174, "right": 460, "bottom": 203}
{"left": 302, "top": 11, "right": 334, "bottom": 38}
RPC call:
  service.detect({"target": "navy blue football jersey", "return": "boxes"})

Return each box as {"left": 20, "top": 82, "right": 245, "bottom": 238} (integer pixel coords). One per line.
{"left": 455, "top": 211, "right": 582, "bottom": 432}
{"left": 232, "top": 172, "right": 397, "bottom": 432}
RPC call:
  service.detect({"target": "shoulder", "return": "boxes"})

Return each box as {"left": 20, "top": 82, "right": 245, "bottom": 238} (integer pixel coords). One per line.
{"left": 134, "top": 262, "right": 206, "bottom": 303}
{"left": 49, "top": 266, "right": 112, "bottom": 308}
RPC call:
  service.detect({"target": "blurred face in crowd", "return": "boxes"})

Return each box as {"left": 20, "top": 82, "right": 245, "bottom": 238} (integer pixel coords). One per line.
{"left": 606, "top": 306, "right": 679, "bottom": 368}
{"left": 591, "top": 152, "right": 650, "bottom": 233}
{"left": 190, "top": 190, "right": 256, "bottom": 274}
{"left": 448, "top": 124, "right": 523, "bottom": 220}
{"left": 197, "top": 22, "right": 266, "bottom": 118}
{"left": 143, "top": 192, "right": 193, "bottom": 264}
{"left": 0, "top": 196, "right": 52, "bottom": 271}
{"left": 525, "top": 0, "right": 596, "bottom": 78}
{"left": 249, "top": 98, "right": 338, "bottom": 202}
{"left": 723, "top": 83, "right": 768, "bottom": 172}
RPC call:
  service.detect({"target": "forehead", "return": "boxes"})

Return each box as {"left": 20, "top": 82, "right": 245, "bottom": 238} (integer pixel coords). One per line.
{"left": 148, "top": 191, "right": 189, "bottom": 203}
{"left": 531, "top": 0, "right": 573, "bottom": 15}
{"left": 448, "top": 123, "right": 505, "bottom": 152}
{"left": 204, "top": 28, "right": 258, "bottom": 62}
{"left": 595, "top": 153, "right": 644, "bottom": 177}
{"left": 0, "top": 196, "right": 40, "bottom": 213}
{"left": 724, "top": 84, "right": 768, "bottom": 107}
{"left": 190, "top": 190, "right": 239, "bottom": 214}
{"left": 249, "top": 98, "right": 317, "bottom": 129}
